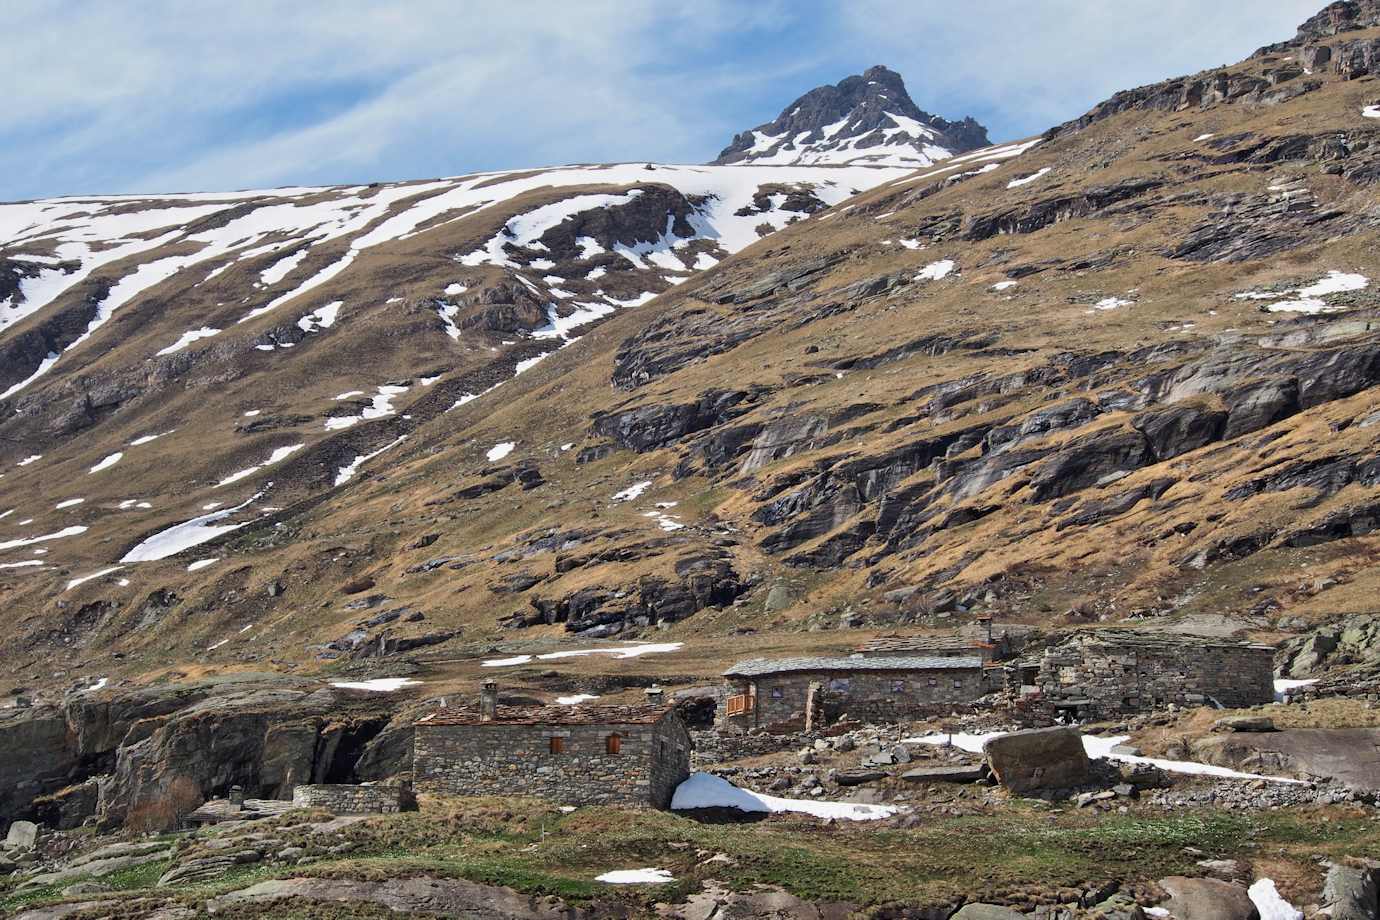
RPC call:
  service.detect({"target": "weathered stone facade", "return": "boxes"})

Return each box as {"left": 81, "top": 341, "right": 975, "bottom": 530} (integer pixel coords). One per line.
{"left": 290, "top": 783, "right": 408, "bottom": 814}
{"left": 720, "top": 656, "right": 989, "bottom": 732}
{"left": 1033, "top": 632, "right": 1275, "bottom": 719}
{"left": 413, "top": 703, "right": 691, "bottom": 809}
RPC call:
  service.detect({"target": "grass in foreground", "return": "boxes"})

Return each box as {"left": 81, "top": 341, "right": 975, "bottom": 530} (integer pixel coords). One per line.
{"left": 3, "top": 798, "right": 1376, "bottom": 917}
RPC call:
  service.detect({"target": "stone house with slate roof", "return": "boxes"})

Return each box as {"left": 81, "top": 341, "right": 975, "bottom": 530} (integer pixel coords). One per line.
{"left": 1032, "top": 631, "right": 1275, "bottom": 720}
{"left": 412, "top": 682, "right": 691, "bottom": 809}
{"left": 720, "top": 655, "right": 990, "bottom": 732}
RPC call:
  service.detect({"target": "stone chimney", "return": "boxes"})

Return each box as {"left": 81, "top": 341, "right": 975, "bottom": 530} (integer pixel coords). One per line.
{"left": 228, "top": 785, "right": 245, "bottom": 811}
{"left": 480, "top": 680, "right": 499, "bottom": 722}
{"left": 644, "top": 684, "right": 665, "bottom": 707}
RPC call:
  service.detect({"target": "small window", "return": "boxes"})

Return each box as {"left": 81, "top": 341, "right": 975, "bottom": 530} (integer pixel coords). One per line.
{"left": 891, "top": 680, "right": 906, "bottom": 693}
{"left": 549, "top": 736, "right": 565, "bottom": 754}
{"left": 828, "top": 678, "right": 850, "bottom": 692}
{"left": 953, "top": 679, "right": 963, "bottom": 689}
{"left": 770, "top": 687, "right": 784, "bottom": 700}
{"left": 927, "top": 677, "right": 938, "bottom": 687}
{"left": 606, "top": 733, "right": 621, "bottom": 755}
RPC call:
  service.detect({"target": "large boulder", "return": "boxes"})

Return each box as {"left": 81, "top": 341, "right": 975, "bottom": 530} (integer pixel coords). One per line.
{"left": 1322, "top": 865, "right": 1378, "bottom": 920}
{"left": 1158, "top": 877, "right": 1259, "bottom": 920}
{"left": 983, "top": 727, "right": 1090, "bottom": 794}
{"left": 4, "top": 819, "right": 40, "bottom": 849}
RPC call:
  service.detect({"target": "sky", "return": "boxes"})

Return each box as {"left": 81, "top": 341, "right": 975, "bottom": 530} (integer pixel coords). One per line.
{"left": 2, "top": 0, "right": 1325, "bottom": 202}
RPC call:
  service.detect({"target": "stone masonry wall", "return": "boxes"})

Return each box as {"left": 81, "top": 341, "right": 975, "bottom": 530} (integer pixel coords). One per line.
{"left": 1036, "top": 641, "right": 1275, "bottom": 717}
{"left": 413, "top": 716, "right": 690, "bottom": 809}
{"left": 290, "top": 783, "right": 406, "bottom": 814}
{"left": 646, "top": 716, "right": 693, "bottom": 809}
{"left": 726, "top": 668, "right": 988, "bottom": 731}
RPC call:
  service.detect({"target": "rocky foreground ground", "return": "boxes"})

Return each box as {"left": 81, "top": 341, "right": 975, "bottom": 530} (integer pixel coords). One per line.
{"left": 0, "top": 669, "right": 1377, "bottom": 919}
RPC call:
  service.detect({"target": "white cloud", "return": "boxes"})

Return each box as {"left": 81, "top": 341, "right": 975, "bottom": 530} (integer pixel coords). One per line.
{"left": 0, "top": 1, "right": 1328, "bottom": 200}
{"left": 1, "top": 0, "right": 772, "bottom": 198}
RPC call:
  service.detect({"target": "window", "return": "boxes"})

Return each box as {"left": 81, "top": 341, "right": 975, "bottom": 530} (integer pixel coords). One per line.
{"left": 828, "top": 678, "right": 850, "bottom": 692}
{"left": 891, "top": 680, "right": 906, "bottom": 693}
{"left": 770, "top": 687, "right": 784, "bottom": 700}
{"left": 927, "top": 677, "right": 938, "bottom": 688}
{"left": 953, "top": 679, "right": 963, "bottom": 689}
{"left": 549, "top": 736, "right": 565, "bottom": 754}
{"left": 606, "top": 733, "right": 621, "bottom": 755}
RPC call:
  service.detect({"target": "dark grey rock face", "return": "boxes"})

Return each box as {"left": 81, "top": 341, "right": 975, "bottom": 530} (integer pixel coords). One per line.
{"left": 714, "top": 65, "right": 989, "bottom": 166}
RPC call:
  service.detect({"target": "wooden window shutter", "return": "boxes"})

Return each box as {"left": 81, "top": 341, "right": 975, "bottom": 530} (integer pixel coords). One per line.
{"left": 549, "top": 736, "right": 565, "bottom": 754}
{"left": 606, "top": 733, "right": 621, "bottom": 754}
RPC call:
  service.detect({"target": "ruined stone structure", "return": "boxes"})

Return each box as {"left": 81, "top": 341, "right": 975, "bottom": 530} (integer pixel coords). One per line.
{"left": 1032, "top": 632, "right": 1275, "bottom": 719}
{"left": 290, "top": 782, "right": 409, "bottom": 814}
{"left": 720, "top": 656, "right": 990, "bottom": 732}
{"left": 412, "top": 684, "right": 691, "bottom": 809}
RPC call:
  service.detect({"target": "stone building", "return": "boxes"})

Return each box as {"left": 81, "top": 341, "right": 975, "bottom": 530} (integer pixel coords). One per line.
{"left": 412, "top": 683, "right": 691, "bottom": 809}
{"left": 1032, "top": 631, "right": 1275, "bottom": 719}
{"left": 720, "top": 655, "right": 989, "bottom": 732}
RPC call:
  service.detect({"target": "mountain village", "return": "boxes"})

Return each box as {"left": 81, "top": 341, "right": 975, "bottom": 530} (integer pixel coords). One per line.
{"left": 2, "top": 2, "right": 1380, "bottom": 918}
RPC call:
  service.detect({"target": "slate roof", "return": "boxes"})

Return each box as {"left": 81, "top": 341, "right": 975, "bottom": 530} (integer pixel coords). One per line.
{"left": 416, "top": 703, "right": 672, "bottom": 727}
{"left": 723, "top": 655, "right": 984, "bottom": 678}
{"left": 857, "top": 636, "right": 993, "bottom": 654}
{"left": 1058, "top": 631, "right": 1274, "bottom": 652}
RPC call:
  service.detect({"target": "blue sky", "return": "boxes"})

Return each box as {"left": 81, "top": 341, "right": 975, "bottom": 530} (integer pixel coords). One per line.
{"left": 3, "top": 1, "right": 1323, "bottom": 201}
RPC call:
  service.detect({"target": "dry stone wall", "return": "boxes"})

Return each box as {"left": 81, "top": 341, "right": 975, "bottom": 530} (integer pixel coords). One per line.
{"left": 290, "top": 783, "right": 407, "bottom": 814}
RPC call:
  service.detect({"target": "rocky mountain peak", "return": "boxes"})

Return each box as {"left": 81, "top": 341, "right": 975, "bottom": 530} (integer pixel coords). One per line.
{"left": 1296, "top": 0, "right": 1380, "bottom": 40}
{"left": 713, "top": 65, "right": 989, "bottom": 168}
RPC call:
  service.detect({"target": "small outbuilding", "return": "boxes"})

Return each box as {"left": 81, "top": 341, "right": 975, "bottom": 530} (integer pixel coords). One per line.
{"left": 720, "top": 655, "right": 989, "bottom": 731}
{"left": 412, "top": 683, "right": 691, "bottom": 809}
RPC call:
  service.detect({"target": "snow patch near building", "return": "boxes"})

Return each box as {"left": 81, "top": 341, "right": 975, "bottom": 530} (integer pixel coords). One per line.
{"left": 909, "top": 732, "right": 1304, "bottom": 783}
{"left": 482, "top": 642, "right": 682, "bottom": 668}
{"left": 331, "top": 677, "right": 421, "bottom": 692}
{"left": 1248, "top": 880, "right": 1301, "bottom": 920}
{"left": 672, "top": 772, "right": 896, "bottom": 821}
{"left": 556, "top": 693, "right": 600, "bottom": 705}
{"left": 596, "top": 868, "right": 674, "bottom": 884}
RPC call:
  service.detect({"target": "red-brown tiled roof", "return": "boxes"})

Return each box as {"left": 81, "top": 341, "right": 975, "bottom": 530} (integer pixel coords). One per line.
{"left": 415, "top": 703, "right": 672, "bottom": 727}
